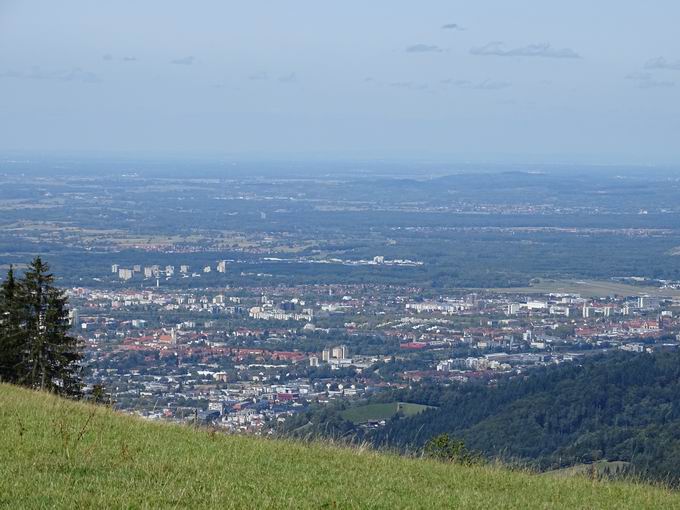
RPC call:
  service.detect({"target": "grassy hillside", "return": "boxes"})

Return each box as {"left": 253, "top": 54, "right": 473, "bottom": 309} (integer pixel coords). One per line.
{"left": 1, "top": 385, "right": 679, "bottom": 509}
{"left": 545, "top": 461, "right": 632, "bottom": 479}
{"left": 340, "top": 402, "right": 432, "bottom": 424}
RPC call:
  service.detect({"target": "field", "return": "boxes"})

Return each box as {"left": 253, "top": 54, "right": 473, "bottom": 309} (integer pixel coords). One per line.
{"left": 2, "top": 385, "right": 680, "bottom": 509}
{"left": 341, "top": 402, "right": 433, "bottom": 424}
{"left": 486, "top": 279, "right": 680, "bottom": 298}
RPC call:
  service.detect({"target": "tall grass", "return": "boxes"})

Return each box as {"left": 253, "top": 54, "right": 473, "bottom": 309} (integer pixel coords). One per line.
{"left": 1, "top": 383, "right": 679, "bottom": 509}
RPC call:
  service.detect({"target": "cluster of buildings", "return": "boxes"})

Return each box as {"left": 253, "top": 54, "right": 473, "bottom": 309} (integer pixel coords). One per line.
{"left": 70, "top": 277, "right": 680, "bottom": 433}
{"left": 249, "top": 296, "right": 314, "bottom": 322}
{"left": 109, "top": 254, "right": 426, "bottom": 284}
{"left": 112, "top": 261, "right": 230, "bottom": 282}
{"left": 505, "top": 295, "right": 664, "bottom": 319}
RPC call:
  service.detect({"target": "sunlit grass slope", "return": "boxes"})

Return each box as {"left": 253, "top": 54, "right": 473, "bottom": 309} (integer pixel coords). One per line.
{"left": 1, "top": 384, "right": 678, "bottom": 509}
{"left": 340, "top": 402, "right": 432, "bottom": 424}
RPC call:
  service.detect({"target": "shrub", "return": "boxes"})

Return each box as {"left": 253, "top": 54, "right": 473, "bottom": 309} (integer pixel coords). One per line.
{"left": 424, "top": 434, "right": 476, "bottom": 465}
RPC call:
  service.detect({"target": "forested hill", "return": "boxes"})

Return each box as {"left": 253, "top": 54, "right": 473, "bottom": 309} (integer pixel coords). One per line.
{"left": 372, "top": 351, "right": 680, "bottom": 483}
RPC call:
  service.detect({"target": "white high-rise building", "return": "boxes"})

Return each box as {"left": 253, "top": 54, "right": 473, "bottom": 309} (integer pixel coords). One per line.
{"left": 331, "top": 345, "right": 348, "bottom": 360}
{"left": 507, "top": 303, "right": 520, "bottom": 315}
{"left": 118, "top": 268, "right": 133, "bottom": 281}
{"left": 69, "top": 308, "right": 80, "bottom": 328}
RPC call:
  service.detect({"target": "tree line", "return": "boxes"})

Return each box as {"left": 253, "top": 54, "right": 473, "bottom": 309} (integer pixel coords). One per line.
{"left": 0, "top": 257, "right": 82, "bottom": 396}
{"left": 370, "top": 351, "right": 680, "bottom": 484}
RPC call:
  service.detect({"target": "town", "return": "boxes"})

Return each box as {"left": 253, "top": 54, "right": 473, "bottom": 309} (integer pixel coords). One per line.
{"left": 71, "top": 257, "right": 680, "bottom": 433}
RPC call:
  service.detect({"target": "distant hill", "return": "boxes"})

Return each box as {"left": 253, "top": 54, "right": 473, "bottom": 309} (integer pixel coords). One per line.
{"left": 1, "top": 384, "right": 678, "bottom": 508}
{"left": 372, "top": 351, "right": 680, "bottom": 484}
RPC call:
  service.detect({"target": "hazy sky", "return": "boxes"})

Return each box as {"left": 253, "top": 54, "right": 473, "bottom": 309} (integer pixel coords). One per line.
{"left": 1, "top": 1, "right": 679, "bottom": 163}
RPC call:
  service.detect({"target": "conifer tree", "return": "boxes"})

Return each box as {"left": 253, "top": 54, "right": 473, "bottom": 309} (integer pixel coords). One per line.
{"left": 18, "top": 257, "right": 82, "bottom": 395}
{"left": 0, "top": 266, "right": 22, "bottom": 382}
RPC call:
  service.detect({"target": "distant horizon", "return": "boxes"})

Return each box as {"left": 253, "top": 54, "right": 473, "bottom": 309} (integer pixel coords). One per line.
{"left": 1, "top": 149, "right": 679, "bottom": 169}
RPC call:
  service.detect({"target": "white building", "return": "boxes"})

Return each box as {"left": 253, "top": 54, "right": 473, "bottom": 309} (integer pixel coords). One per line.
{"left": 118, "top": 268, "right": 133, "bottom": 281}
{"left": 507, "top": 303, "right": 520, "bottom": 315}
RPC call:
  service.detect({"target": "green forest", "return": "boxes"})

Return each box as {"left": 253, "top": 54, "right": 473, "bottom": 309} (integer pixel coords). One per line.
{"left": 281, "top": 351, "right": 680, "bottom": 484}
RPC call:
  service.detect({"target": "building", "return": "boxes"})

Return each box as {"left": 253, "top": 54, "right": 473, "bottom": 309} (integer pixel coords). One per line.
{"left": 208, "top": 401, "right": 226, "bottom": 415}
{"left": 406, "top": 301, "right": 471, "bottom": 314}
{"left": 525, "top": 301, "right": 547, "bottom": 311}
{"left": 620, "top": 343, "right": 645, "bottom": 353}
{"left": 320, "top": 345, "right": 348, "bottom": 363}
{"left": 331, "top": 345, "right": 348, "bottom": 360}
{"left": 507, "top": 303, "right": 520, "bottom": 315}
{"left": 248, "top": 306, "right": 313, "bottom": 322}
{"left": 213, "top": 372, "right": 229, "bottom": 382}
{"left": 118, "top": 268, "right": 133, "bottom": 281}
{"left": 69, "top": 308, "right": 80, "bottom": 329}
{"left": 111, "top": 264, "right": 119, "bottom": 274}
{"left": 550, "top": 305, "right": 570, "bottom": 317}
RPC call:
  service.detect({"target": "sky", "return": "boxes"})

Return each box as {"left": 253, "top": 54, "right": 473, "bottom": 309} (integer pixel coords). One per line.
{"left": 1, "top": 1, "right": 679, "bottom": 164}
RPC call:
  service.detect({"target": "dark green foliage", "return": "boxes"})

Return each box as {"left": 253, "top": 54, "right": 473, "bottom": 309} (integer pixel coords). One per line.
{"left": 423, "top": 434, "right": 476, "bottom": 465}
{"left": 372, "top": 351, "right": 680, "bottom": 484}
{"left": 88, "top": 384, "right": 111, "bottom": 405}
{"left": 277, "top": 405, "right": 360, "bottom": 441}
{"left": 0, "top": 266, "right": 22, "bottom": 382}
{"left": 0, "top": 257, "right": 82, "bottom": 396}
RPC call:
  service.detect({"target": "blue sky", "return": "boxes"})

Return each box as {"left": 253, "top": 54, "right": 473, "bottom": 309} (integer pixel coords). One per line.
{"left": 1, "top": 1, "right": 679, "bottom": 163}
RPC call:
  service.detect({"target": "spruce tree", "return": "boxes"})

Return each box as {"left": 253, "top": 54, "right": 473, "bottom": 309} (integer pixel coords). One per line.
{"left": 0, "top": 266, "right": 22, "bottom": 383}
{"left": 19, "top": 257, "right": 82, "bottom": 396}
